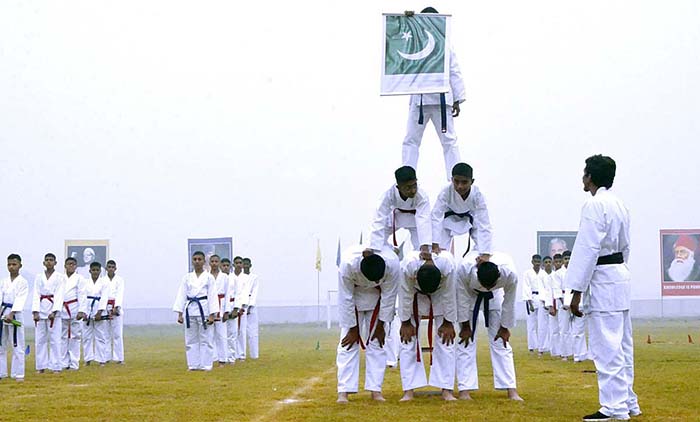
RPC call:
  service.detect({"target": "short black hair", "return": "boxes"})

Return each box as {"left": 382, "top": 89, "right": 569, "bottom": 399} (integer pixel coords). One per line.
{"left": 553, "top": 253, "right": 562, "bottom": 260}
{"left": 421, "top": 6, "right": 438, "bottom": 13}
{"left": 7, "top": 254, "right": 21, "bottom": 263}
{"left": 360, "top": 254, "right": 386, "bottom": 282}
{"left": 65, "top": 257, "right": 77, "bottom": 264}
{"left": 242, "top": 258, "right": 251, "bottom": 263}
{"left": 394, "top": 166, "right": 417, "bottom": 184}
{"left": 584, "top": 154, "right": 616, "bottom": 189}
{"left": 476, "top": 262, "right": 500, "bottom": 289}
{"left": 543, "top": 256, "right": 552, "bottom": 261}
{"left": 451, "top": 162, "right": 473, "bottom": 179}
{"left": 221, "top": 258, "right": 231, "bottom": 264}
{"left": 210, "top": 254, "right": 220, "bottom": 260}
{"left": 107, "top": 260, "right": 116, "bottom": 266}
{"left": 531, "top": 254, "right": 542, "bottom": 260}
{"left": 562, "top": 250, "right": 572, "bottom": 258}
{"left": 417, "top": 263, "right": 441, "bottom": 294}
{"left": 192, "top": 251, "right": 205, "bottom": 258}
{"left": 90, "top": 262, "right": 102, "bottom": 269}
{"left": 233, "top": 256, "right": 243, "bottom": 261}
{"left": 44, "top": 253, "right": 56, "bottom": 260}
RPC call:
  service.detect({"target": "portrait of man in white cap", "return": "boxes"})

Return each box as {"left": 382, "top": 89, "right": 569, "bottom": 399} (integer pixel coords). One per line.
{"left": 666, "top": 234, "right": 700, "bottom": 282}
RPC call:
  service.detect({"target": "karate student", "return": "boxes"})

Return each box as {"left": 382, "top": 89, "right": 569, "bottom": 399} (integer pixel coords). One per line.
{"left": 553, "top": 251, "right": 573, "bottom": 360}
{"left": 368, "top": 166, "right": 432, "bottom": 254}
{"left": 32, "top": 253, "right": 66, "bottom": 373}
{"left": 455, "top": 251, "right": 523, "bottom": 401}
{"left": 209, "top": 255, "right": 229, "bottom": 366}
{"left": 173, "top": 251, "right": 218, "bottom": 371}
{"left": 0, "top": 254, "right": 29, "bottom": 381}
{"left": 431, "top": 163, "right": 492, "bottom": 262}
{"left": 398, "top": 251, "right": 457, "bottom": 401}
{"left": 546, "top": 254, "right": 563, "bottom": 358}
{"left": 61, "top": 257, "right": 87, "bottom": 370}
{"left": 565, "top": 155, "right": 641, "bottom": 421}
{"left": 83, "top": 262, "right": 110, "bottom": 366}
{"left": 336, "top": 246, "right": 399, "bottom": 403}
{"left": 537, "top": 256, "right": 553, "bottom": 356}
{"left": 105, "top": 260, "right": 125, "bottom": 364}
{"left": 401, "top": 7, "right": 466, "bottom": 180}
{"left": 521, "top": 254, "right": 542, "bottom": 352}
{"left": 225, "top": 256, "right": 249, "bottom": 362}
{"left": 243, "top": 257, "right": 260, "bottom": 360}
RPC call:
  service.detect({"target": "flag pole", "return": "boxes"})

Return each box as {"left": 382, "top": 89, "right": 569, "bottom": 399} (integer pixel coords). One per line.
{"left": 317, "top": 270, "right": 321, "bottom": 324}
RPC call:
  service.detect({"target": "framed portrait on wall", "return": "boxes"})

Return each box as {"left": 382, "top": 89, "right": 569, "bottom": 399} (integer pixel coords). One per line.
{"left": 660, "top": 229, "right": 700, "bottom": 296}
{"left": 187, "top": 237, "right": 233, "bottom": 272}
{"left": 65, "top": 239, "right": 109, "bottom": 278}
{"left": 536, "top": 231, "right": 577, "bottom": 258}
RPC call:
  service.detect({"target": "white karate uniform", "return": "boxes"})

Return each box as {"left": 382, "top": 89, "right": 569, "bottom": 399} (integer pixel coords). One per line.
{"left": 536, "top": 270, "right": 551, "bottom": 353}
{"left": 402, "top": 49, "right": 466, "bottom": 180}
{"left": 336, "top": 246, "right": 399, "bottom": 393}
{"left": 246, "top": 272, "right": 260, "bottom": 359}
{"left": 553, "top": 267, "right": 572, "bottom": 358}
{"left": 60, "top": 272, "right": 87, "bottom": 370}
{"left": 431, "top": 184, "right": 492, "bottom": 253}
{"left": 173, "top": 270, "right": 219, "bottom": 371}
{"left": 0, "top": 275, "right": 29, "bottom": 380}
{"left": 234, "top": 273, "right": 250, "bottom": 360}
{"left": 105, "top": 274, "right": 125, "bottom": 362}
{"left": 565, "top": 187, "right": 640, "bottom": 419}
{"left": 384, "top": 296, "right": 400, "bottom": 367}
{"left": 398, "top": 251, "right": 457, "bottom": 391}
{"left": 545, "top": 269, "right": 561, "bottom": 357}
{"left": 455, "top": 252, "right": 518, "bottom": 392}
{"left": 83, "top": 277, "right": 110, "bottom": 364}
{"left": 32, "top": 271, "right": 66, "bottom": 371}
{"left": 211, "top": 272, "right": 229, "bottom": 363}
{"left": 571, "top": 290, "right": 590, "bottom": 362}
{"left": 369, "top": 185, "right": 432, "bottom": 252}
{"left": 520, "top": 267, "right": 542, "bottom": 351}
{"left": 225, "top": 272, "right": 249, "bottom": 362}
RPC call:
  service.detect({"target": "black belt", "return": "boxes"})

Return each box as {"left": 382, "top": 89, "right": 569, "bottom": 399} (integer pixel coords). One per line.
{"left": 597, "top": 252, "right": 623, "bottom": 266}
{"left": 471, "top": 290, "right": 494, "bottom": 340}
{"left": 444, "top": 209, "right": 474, "bottom": 257}
{"left": 417, "top": 94, "right": 448, "bottom": 133}
{"left": 531, "top": 290, "right": 539, "bottom": 295}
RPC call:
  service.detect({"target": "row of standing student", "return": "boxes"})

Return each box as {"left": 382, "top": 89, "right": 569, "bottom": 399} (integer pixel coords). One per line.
{"left": 522, "top": 252, "right": 590, "bottom": 361}
{"left": 172, "top": 255, "right": 260, "bottom": 371}
{"left": 0, "top": 253, "right": 124, "bottom": 381}
{"left": 336, "top": 163, "right": 524, "bottom": 402}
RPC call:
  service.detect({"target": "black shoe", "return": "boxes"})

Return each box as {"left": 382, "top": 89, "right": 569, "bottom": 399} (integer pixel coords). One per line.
{"left": 583, "top": 411, "right": 612, "bottom": 421}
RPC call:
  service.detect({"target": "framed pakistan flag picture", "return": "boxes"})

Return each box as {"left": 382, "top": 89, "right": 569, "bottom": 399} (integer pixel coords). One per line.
{"left": 381, "top": 12, "right": 452, "bottom": 96}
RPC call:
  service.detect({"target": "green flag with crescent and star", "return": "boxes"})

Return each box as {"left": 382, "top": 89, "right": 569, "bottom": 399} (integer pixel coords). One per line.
{"left": 381, "top": 13, "right": 451, "bottom": 96}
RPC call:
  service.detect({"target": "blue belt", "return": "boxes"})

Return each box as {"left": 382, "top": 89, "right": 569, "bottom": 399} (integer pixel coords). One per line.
{"left": 185, "top": 296, "right": 208, "bottom": 329}
{"left": 1, "top": 302, "right": 18, "bottom": 347}
{"left": 86, "top": 296, "right": 101, "bottom": 326}
{"left": 417, "top": 94, "right": 448, "bottom": 133}
{"left": 471, "top": 290, "right": 494, "bottom": 341}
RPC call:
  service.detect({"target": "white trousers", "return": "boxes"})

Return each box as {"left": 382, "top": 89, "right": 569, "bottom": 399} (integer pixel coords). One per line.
{"left": 548, "top": 313, "right": 560, "bottom": 356}
{"left": 236, "top": 312, "right": 247, "bottom": 359}
{"left": 525, "top": 303, "right": 538, "bottom": 351}
{"left": 402, "top": 104, "right": 461, "bottom": 181}
{"left": 225, "top": 317, "right": 238, "bottom": 363}
{"left": 588, "top": 310, "right": 639, "bottom": 419}
{"left": 456, "top": 309, "right": 517, "bottom": 391}
{"left": 246, "top": 308, "right": 259, "bottom": 359}
{"left": 571, "top": 314, "right": 589, "bottom": 362}
{"left": 212, "top": 320, "right": 228, "bottom": 363}
{"left": 107, "top": 315, "right": 124, "bottom": 362}
{"left": 558, "top": 307, "right": 572, "bottom": 358}
{"left": 537, "top": 305, "right": 550, "bottom": 353}
{"left": 61, "top": 318, "right": 83, "bottom": 370}
{"left": 35, "top": 318, "right": 63, "bottom": 371}
{"left": 0, "top": 315, "right": 25, "bottom": 379}
{"left": 336, "top": 311, "right": 387, "bottom": 393}
{"left": 84, "top": 319, "right": 109, "bottom": 363}
{"left": 184, "top": 316, "right": 214, "bottom": 370}
{"left": 399, "top": 315, "right": 455, "bottom": 391}
{"left": 385, "top": 313, "right": 401, "bottom": 366}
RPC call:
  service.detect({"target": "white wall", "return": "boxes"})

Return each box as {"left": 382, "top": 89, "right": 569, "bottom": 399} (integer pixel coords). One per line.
{"left": 1, "top": 1, "right": 699, "bottom": 315}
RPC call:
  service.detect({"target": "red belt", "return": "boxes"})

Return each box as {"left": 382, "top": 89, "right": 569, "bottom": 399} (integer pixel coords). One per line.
{"left": 41, "top": 295, "right": 56, "bottom": 328}
{"left": 217, "top": 294, "right": 225, "bottom": 319}
{"left": 63, "top": 299, "right": 79, "bottom": 338}
{"left": 392, "top": 208, "right": 417, "bottom": 247}
{"left": 355, "top": 297, "right": 381, "bottom": 350}
{"left": 413, "top": 292, "right": 434, "bottom": 364}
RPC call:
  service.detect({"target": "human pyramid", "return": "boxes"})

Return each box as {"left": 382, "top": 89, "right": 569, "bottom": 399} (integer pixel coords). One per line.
{"left": 0, "top": 254, "right": 124, "bottom": 380}
{"left": 335, "top": 8, "right": 641, "bottom": 422}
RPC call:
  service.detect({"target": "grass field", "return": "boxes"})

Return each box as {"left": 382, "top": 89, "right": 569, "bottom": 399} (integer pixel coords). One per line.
{"left": 2, "top": 319, "right": 699, "bottom": 421}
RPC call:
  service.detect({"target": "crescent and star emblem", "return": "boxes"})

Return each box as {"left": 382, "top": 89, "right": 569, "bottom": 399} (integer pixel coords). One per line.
{"left": 397, "top": 29, "right": 435, "bottom": 61}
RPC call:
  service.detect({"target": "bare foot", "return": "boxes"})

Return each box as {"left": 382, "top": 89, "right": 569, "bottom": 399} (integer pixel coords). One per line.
{"left": 458, "top": 390, "right": 473, "bottom": 400}
{"left": 507, "top": 388, "right": 524, "bottom": 401}
{"left": 442, "top": 389, "right": 457, "bottom": 401}
{"left": 371, "top": 391, "right": 386, "bottom": 402}
{"left": 400, "top": 390, "right": 414, "bottom": 402}
{"left": 337, "top": 392, "right": 349, "bottom": 403}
